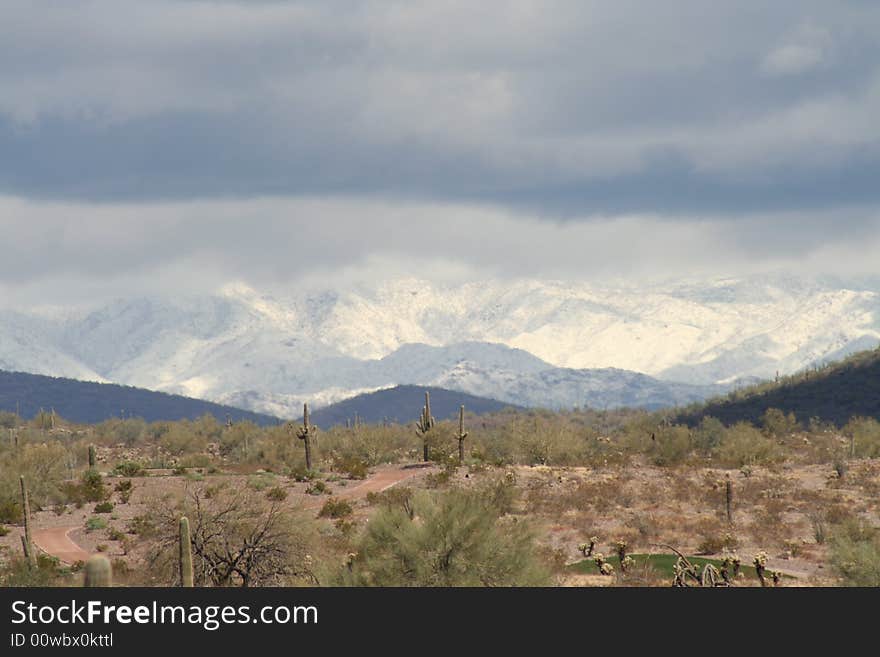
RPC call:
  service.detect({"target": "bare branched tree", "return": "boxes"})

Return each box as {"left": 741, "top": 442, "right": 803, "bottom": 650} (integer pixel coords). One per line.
{"left": 146, "top": 483, "right": 319, "bottom": 587}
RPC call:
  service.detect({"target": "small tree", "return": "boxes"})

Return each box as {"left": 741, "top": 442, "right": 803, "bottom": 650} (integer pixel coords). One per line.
{"left": 145, "top": 484, "right": 319, "bottom": 587}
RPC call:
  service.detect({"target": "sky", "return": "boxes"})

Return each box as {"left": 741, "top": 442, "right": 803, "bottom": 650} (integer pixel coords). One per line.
{"left": 1, "top": 1, "right": 879, "bottom": 304}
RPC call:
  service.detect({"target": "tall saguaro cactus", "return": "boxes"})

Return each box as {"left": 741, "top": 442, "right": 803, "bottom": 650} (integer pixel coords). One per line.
{"left": 725, "top": 476, "right": 733, "bottom": 524}
{"left": 88, "top": 444, "right": 97, "bottom": 470}
{"left": 83, "top": 555, "right": 113, "bottom": 587}
{"left": 296, "top": 403, "right": 317, "bottom": 472}
{"left": 457, "top": 405, "right": 469, "bottom": 465}
{"left": 19, "top": 476, "right": 36, "bottom": 568}
{"left": 416, "top": 391, "right": 436, "bottom": 462}
{"left": 179, "top": 517, "right": 194, "bottom": 588}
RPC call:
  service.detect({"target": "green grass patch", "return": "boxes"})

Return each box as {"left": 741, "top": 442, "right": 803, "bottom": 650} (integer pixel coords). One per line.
{"left": 568, "top": 554, "right": 774, "bottom": 581}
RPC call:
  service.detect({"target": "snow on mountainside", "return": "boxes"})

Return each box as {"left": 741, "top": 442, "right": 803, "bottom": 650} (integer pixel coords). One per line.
{"left": 0, "top": 274, "right": 877, "bottom": 418}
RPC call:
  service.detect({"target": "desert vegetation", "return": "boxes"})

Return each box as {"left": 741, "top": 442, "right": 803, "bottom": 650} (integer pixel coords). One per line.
{"left": 2, "top": 358, "right": 880, "bottom": 587}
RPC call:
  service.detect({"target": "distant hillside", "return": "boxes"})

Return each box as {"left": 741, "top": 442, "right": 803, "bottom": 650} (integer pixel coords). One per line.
{"left": 680, "top": 348, "right": 880, "bottom": 427}
{"left": 302, "top": 385, "right": 520, "bottom": 428}
{"left": 0, "top": 370, "right": 279, "bottom": 426}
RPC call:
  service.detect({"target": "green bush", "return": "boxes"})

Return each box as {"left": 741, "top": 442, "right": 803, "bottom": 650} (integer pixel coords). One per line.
{"left": 830, "top": 520, "right": 880, "bottom": 586}
{"left": 715, "top": 422, "right": 780, "bottom": 467}
{"left": 94, "top": 502, "right": 114, "bottom": 514}
{"left": 843, "top": 417, "right": 880, "bottom": 458}
{"left": 339, "top": 485, "right": 551, "bottom": 587}
{"left": 319, "top": 497, "right": 353, "bottom": 519}
{"left": 761, "top": 408, "right": 800, "bottom": 437}
{"left": 265, "top": 486, "right": 288, "bottom": 502}
{"left": 85, "top": 516, "right": 108, "bottom": 532}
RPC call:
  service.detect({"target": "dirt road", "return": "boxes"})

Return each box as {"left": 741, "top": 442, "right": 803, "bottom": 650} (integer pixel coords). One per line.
{"left": 32, "top": 527, "right": 91, "bottom": 565}
{"left": 300, "top": 463, "right": 433, "bottom": 509}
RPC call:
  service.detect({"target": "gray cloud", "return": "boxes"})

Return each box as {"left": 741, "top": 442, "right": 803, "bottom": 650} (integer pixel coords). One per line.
{"left": 1, "top": 2, "right": 880, "bottom": 301}
{"left": 0, "top": 1, "right": 878, "bottom": 214}
{"left": 1, "top": 195, "right": 878, "bottom": 308}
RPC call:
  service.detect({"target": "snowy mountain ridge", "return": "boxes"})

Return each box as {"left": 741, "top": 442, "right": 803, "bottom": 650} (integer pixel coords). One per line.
{"left": 0, "top": 274, "right": 877, "bottom": 418}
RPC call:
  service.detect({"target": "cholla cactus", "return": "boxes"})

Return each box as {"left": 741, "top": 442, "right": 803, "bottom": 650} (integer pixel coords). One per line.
{"left": 720, "top": 553, "right": 741, "bottom": 585}
{"left": 701, "top": 564, "right": 722, "bottom": 587}
{"left": 415, "top": 392, "right": 436, "bottom": 462}
{"left": 593, "top": 553, "right": 614, "bottom": 576}
{"left": 615, "top": 540, "right": 633, "bottom": 573}
{"left": 579, "top": 537, "right": 599, "bottom": 558}
{"left": 753, "top": 551, "right": 769, "bottom": 587}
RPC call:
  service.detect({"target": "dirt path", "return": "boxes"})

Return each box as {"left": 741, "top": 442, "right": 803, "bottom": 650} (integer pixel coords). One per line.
{"left": 301, "top": 464, "right": 433, "bottom": 509}
{"left": 32, "top": 527, "right": 91, "bottom": 565}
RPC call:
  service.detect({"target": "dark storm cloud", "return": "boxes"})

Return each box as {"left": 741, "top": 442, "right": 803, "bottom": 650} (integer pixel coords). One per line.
{"left": 1, "top": 1, "right": 880, "bottom": 303}
{"left": 0, "top": 0, "right": 879, "bottom": 214}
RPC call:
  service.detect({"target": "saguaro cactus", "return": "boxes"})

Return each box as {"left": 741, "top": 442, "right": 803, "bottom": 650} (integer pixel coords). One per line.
{"left": 296, "top": 403, "right": 317, "bottom": 472}
{"left": 83, "top": 555, "right": 113, "bottom": 587}
{"left": 725, "top": 475, "right": 733, "bottom": 524}
{"left": 457, "top": 405, "right": 469, "bottom": 464}
{"left": 19, "top": 476, "right": 36, "bottom": 568}
{"left": 88, "top": 444, "right": 97, "bottom": 470}
{"left": 415, "top": 391, "right": 435, "bottom": 462}
{"left": 179, "top": 517, "right": 194, "bottom": 588}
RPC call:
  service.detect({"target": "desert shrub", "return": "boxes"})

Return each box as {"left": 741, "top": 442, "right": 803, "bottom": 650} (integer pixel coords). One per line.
{"left": 114, "top": 461, "right": 145, "bottom": 477}
{"left": 697, "top": 532, "right": 739, "bottom": 555}
{"left": 85, "top": 516, "right": 107, "bottom": 531}
{"left": 830, "top": 520, "right": 880, "bottom": 587}
{"left": 127, "top": 513, "right": 157, "bottom": 538}
{"left": 248, "top": 425, "right": 307, "bottom": 473}
{"left": 306, "top": 480, "right": 330, "bottom": 496}
{"left": 265, "top": 486, "right": 288, "bottom": 502}
{"left": 691, "top": 416, "right": 725, "bottom": 453}
{"left": 0, "top": 553, "right": 69, "bottom": 587}
{"left": 715, "top": 422, "right": 781, "bottom": 467}
{"left": 158, "top": 421, "right": 208, "bottom": 456}
{"left": 94, "top": 502, "right": 114, "bottom": 514}
{"left": 843, "top": 417, "right": 880, "bottom": 458}
{"left": 0, "top": 442, "right": 70, "bottom": 518}
{"left": 219, "top": 421, "right": 260, "bottom": 460}
{"left": 333, "top": 455, "right": 370, "bottom": 480}
{"left": 247, "top": 473, "right": 277, "bottom": 491}
{"left": 107, "top": 527, "right": 126, "bottom": 542}
{"left": 761, "top": 408, "right": 800, "bottom": 437}
{"left": 62, "top": 469, "right": 107, "bottom": 506}
{"left": 0, "top": 524, "right": 9, "bottom": 537}
{"left": 646, "top": 425, "right": 693, "bottom": 466}
{"left": 319, "top": 497, "right": 353, "bottom": 519}
{"left": 339, "top": 485, "right": 550, "bottom": 587}
{"left": 0, "top": 411, "right": 19, "bottom": 429}
{"left": 80, "top": 469, "right": 107, "bottom": 501}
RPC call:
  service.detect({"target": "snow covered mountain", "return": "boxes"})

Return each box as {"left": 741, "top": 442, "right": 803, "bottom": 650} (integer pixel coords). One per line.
{"left": 1, "top": 274, "right": 878, "bottom": 418}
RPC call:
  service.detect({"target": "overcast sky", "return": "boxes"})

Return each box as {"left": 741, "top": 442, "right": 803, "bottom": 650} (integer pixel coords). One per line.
{"left": 1, "top": 1, "right": 879, "bottom": 304}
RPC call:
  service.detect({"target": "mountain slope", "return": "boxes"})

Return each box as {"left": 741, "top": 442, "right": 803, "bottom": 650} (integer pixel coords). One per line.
{"left": 0, "top": 370, "right": 279, "bottom": 426}
{"left": 0, "top": 274, "right": 877, "bottom": 416}
{"left": 680, "top": 348, "right": 880, "bottom": 427}
{"left": 302, "top": 385, "right": 520, "bottom": 428}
